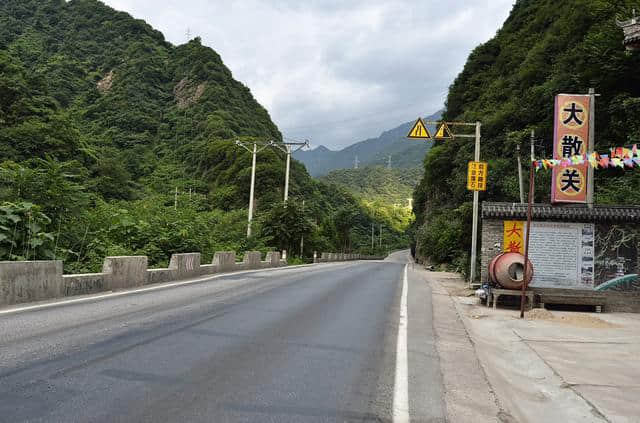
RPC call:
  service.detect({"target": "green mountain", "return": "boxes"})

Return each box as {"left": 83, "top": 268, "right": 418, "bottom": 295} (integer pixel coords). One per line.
{"left": 413, "top": 0, "right": 640, "bottom": 270}
{"left": 321, "top": 166, "right": 421, "bottom": 207}
{"left": 0, "top": 0, "right": 403, "bottom": 271}
{"left": 293, "top": 111, "right": 441, "bottom": 176}
{"left": 320, "top": 166, "right": 420, "bottom": 246}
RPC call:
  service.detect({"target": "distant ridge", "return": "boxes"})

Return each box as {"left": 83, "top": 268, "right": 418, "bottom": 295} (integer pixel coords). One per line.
{"left": 294, "top": 110, "right": 442, "bottom": 176}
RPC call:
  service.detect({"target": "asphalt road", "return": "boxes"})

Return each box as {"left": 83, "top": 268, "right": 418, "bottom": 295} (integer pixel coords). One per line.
{"left": 0, "top": 251, "right": 445, "bottom": 422}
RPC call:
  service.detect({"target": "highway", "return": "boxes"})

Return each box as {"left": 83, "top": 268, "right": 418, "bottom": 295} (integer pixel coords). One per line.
{"left": 0, "top": 251, "right": 445, "bottom": 422}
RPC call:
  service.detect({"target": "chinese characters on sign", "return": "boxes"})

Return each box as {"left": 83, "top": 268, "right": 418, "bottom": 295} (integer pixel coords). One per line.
{"left": 503, "top": 220, "right": 524, "bottom": 254}
{"left": 551, "top": 94, "right": 591, "bottom": 203}
{"left": 467, "top": 161, "right": 487, "bottom": 191}
{"left": 502, "top": 221, "right": 595, "bottom": 288}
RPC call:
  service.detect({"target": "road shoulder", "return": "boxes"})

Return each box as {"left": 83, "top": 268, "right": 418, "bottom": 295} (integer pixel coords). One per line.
{"left": 430, "top": 270, "right": 640, "bottom": 423}
{"left": 416, "top": 266, "right": 504, "bottom": 423}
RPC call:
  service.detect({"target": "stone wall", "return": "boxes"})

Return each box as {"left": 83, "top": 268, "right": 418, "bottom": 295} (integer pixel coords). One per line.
{"left": 481, "top": 219, "right": 504, "bottom": 284}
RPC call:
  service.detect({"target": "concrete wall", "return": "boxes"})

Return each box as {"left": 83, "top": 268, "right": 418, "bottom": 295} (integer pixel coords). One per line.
{"left": 315, "top": 252, "right": 382, "bottom": 263}
{"left": 263, "top": 251, "right": 282, "bottom": 268}
{"left": 103, "top": 256, "right": 148, "bottom": 291}
{"left": 0, "top": 261, "right": 63, "bottom": 306}
{"left": 63, "top": 273, "right": 107, "bottom": 297}
{"left": 213, "top": 252, "right": 236, "bottom": 272}
{"left": 238, "top": 251, "right": 261, "bottom": 271}
{"left": 0, "top": 249, "right": 290, "bottom": 308}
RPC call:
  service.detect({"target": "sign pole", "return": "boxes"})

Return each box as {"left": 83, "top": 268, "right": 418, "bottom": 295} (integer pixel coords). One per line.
{"left": 587, "top": 88, "right": 596, "bottom": 209}
{"left": 520, "top": 162, "right": 535, "bottom": 318}
{"left": 469, "top": 121, "right": 481, "bottom": 286}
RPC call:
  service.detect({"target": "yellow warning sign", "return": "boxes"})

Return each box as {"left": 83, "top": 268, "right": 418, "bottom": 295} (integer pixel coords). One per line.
{"left": 407, "top": 118, "right": 431, "bottom": 139}
{"left": 434, "top": 123, "right": 454, "bottom": 139}
{"left": 467, "top": 161, "right": 488, "bottom": 191}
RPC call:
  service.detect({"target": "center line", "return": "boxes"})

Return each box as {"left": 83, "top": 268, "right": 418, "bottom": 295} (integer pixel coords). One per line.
{"left": 393, "top": 264, "right": 410, "bottom": 422}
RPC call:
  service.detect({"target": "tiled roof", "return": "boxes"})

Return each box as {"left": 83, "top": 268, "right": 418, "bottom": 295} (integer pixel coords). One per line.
{"left": 482, "top": 202, "right": 640, "bottom": 222}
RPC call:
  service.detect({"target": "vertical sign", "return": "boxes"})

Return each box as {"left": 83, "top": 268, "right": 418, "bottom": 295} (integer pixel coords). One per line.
{"left": 551, "top": 94, "right": 590, "bottom": 203}
{"left": 467, "top": 161, "right": 487, "bottom": 191}
{"left": 503, "top": 221, "right": 525, "bottom": 254}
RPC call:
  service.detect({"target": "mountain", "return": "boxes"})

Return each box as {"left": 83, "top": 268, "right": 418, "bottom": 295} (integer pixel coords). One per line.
{"left": 0, "top": 0, "right": 405, "bottom": 270}
{"left": 321, "top": 167, "right": 421, "bottom": 207}
{"left": 294, "top": 110, "right": 442, "bottom": 176}
{"left": 412, "top": 0, "right": 640, "bottom": 268}
{"left": 319, "top": 166, "right": 420, "bottom": 244}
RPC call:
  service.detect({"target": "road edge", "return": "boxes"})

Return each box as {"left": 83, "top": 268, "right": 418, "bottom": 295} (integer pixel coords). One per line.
{"left": 421, "top": 269, "right": 506, "bottom": 423}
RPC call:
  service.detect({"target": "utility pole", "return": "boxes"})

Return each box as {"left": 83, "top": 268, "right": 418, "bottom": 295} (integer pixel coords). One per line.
{"left": 300, "top": 200, "right": 305, "bottom": 257}
{"left": 517, "top": 143, "right": 524, "bottom": 203}
{"left": 270, "top": 140, "right": 309, "bottom": 203}
{"left": 174, "top": 187, "right": 178, "bottom": 210}
{"left": 235, "top": 140, "right": 271, "bottom": 237}
{"left": 371, "top": 224, "right": 374, "bottom": 250}
{"left": 379, "top": 224, "right": 382, "bottom": 248}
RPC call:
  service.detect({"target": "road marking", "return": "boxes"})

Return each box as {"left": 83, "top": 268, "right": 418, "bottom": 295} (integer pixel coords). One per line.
{"left": 0, "top": 262, "right": 355, "bottom": 317}
{"left": 393, "top": 264, "right": 410, "bottom": 422}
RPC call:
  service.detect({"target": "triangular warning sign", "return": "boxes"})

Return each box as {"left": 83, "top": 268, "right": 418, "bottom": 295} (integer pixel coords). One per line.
{"left": 434, "top": 122, "right": 454, "bottom": 139}
{"left": 407, "top": 118, "right": 431, "bottom": 139}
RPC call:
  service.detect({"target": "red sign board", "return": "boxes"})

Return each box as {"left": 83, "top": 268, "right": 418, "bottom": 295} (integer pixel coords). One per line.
{"left": 551, "top": 94, "right": 591, "bottom": 203}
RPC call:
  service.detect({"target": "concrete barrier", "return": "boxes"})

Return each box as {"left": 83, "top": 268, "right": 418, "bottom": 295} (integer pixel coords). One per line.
{"left": 264, "top": 251, "right": 282, "bottom": 268}
{"left": 103, "top": 256, "right": 148, "bottom": 291}
{"left": 169, "top": 253, "right": 201, "bottom": 278}
{"left": 0, "top": 261, "right": 63, "bottom": 306}
{"left": 63, "top": 273, "right": 107, "bottom": 296}
{"left": 317, "top": 252, "right": 383, "bottom": 263}
{"left": 238, "top": 251, "right": 261, "bottom": 271}
{"left": 213, "top": 251, "right": 236, "bottom": 272}
{"left": 0, "top": 249, "right": 284, "bottom": 308}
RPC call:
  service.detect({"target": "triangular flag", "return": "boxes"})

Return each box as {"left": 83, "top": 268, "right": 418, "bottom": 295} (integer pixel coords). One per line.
{"left": 407, "top": 118, "right": 431, "bottom": 139}
{"left": 434, "top": 122, "right": 454, "bottom": 140}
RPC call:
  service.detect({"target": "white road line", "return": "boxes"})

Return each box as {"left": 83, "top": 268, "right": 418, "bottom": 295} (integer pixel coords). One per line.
{"left": 393, "top": 264, "right": 410, "bottom": 422}
{"left": 0, "top": 262, "right": 354, "bottom": 317}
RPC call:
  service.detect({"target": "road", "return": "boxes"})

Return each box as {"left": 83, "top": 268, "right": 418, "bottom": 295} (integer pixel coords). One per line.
{"left": 0, "top": 251, "right": 445, "bottom": 422}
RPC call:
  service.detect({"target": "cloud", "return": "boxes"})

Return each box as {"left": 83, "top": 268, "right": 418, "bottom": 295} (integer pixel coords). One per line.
{"left": 102, "top": 0, "right": 514, "bottom": 149}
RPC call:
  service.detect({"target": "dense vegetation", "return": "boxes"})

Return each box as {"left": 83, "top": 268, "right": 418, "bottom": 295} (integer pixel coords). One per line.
{"left": 320, "top": 166, "right": 419, "bottom": 247}
{"left": 413, "top": 0, "right": 640, "bottom": 273}
{"left": 0, "top": 0, "right": 401, "bottom": 272}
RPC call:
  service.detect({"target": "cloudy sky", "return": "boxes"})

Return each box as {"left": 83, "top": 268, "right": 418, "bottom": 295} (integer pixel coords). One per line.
{"left": 102, "top": 0, "right": 514, "bottom": 150}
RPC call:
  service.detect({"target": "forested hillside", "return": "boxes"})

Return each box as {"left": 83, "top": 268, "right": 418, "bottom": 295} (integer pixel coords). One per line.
{"left": 413, "top": 0, "right": 640, "bottom": 271}
{"left": 0, "top": 0, "right": 401, "bottom": 272}
{"left": 320, "top": 167, "right": 419, "bottom": 244}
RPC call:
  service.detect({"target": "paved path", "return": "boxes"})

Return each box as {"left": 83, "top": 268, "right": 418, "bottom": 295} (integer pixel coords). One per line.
{"left": 0, "top": 251, "right": 445, "bottom": 422}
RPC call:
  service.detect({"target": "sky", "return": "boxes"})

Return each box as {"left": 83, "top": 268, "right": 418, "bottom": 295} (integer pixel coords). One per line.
{"left": 102, "top": 0, "right": 515, "bottom": 150}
